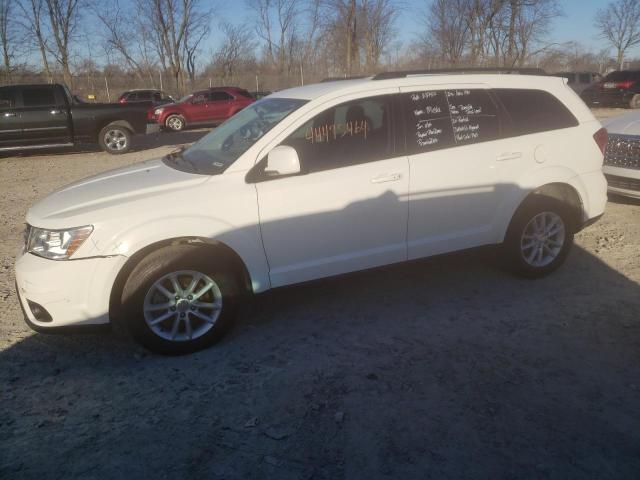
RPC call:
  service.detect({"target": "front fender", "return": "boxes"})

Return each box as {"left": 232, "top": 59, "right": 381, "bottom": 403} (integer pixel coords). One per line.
{"left": 99, "top": 215, "right": 270, "bottom": 293}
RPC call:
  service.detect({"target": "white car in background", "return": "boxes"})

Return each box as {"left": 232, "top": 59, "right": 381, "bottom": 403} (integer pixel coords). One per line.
{"left": 15, "top": 70, "right": 608, "bottom": 355}
{"left": 602, "top": 112, "right": 640, "bottom": 199}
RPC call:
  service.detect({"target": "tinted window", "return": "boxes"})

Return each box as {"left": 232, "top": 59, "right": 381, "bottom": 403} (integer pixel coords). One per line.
{"left": 152, "top": 92, "right": 161, "bottom": 101}
{"left": 282, "top": 96, "right": 392, "bottom": 173}
{"left": 192, "top": 93, "right": 207, "bottom": 103}
{"left": 604, "top": 71, "right": 640, "bottom": 81}
{"left": 404, "top": 89, "right": 499, "bottom": 154}
{"left": 579, "top": 73, "right": 592, "bottom": 84}
{"left": 22, "top": 88, "right": 57, "bottom": 107}
{"left": 210, "top": 91, "right": 233, "bottom": 101}
{"left": 125, "top": 92, "right": 137, "bottom": 101}
{"left": 0, "top": 88, "right": 15, "bottom": 108}
{"left": 137, "top": 91, "right": 151, "bottom": 100}
{"left": 494, "top": 88, "right": 578, "bottom": 136}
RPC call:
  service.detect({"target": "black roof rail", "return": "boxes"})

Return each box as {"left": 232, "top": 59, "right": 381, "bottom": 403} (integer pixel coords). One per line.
{"left": 320, "top": 75, "right": 369, "bottom": 82}
{"left": 372, "top": 68, "right": 547, "bottom": 80}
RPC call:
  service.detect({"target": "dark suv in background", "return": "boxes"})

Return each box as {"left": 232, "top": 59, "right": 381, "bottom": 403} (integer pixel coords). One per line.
{"left": 581, "top": 70, "right": 640, "bottom": 108}
{"left": 119, "top": 89, "right": 174, "bottom": 106}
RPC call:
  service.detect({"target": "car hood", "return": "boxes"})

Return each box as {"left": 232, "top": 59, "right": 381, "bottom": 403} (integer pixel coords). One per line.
{"left": 603, "top": 112, "right": 640, "bottom": 136}
{"left": 27, "top": 159, "right": 209, "bottom": 228}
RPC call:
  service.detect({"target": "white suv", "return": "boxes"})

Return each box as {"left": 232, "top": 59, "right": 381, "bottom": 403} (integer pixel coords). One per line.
{"left": 15, "top": 72, "right": 608, "bottom": 354}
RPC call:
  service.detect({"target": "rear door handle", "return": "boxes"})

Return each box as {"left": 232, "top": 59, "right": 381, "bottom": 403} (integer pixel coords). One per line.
{"left": 3, "top": 112, "right": 16, "bottom": 117}
{"left": 497, "top": 152, "right": 522, "bottom": 161}
{"left": 371, "top": 173, "right": 402, "bottom": 183}
{"left": 50, "top": 110, "right": 63, "bottom": 115}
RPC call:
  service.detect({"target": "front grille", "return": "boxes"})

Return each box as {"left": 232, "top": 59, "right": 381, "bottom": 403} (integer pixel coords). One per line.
{"left": 605, "top": 174, "right": 640, "bottom": 191}
{"left": 604, "top": 135, "right": 640, "bottom": 169}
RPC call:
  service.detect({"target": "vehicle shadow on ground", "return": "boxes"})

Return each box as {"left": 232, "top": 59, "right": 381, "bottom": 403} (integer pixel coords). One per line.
{"left": 2, "top": 245, "right": 639, "bottom": 479}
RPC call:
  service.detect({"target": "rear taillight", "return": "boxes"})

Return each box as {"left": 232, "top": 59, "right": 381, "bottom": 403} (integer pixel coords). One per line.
{"left": 593, "top": 127, "right": 608, "bottom": 155}
{"left": 119, "top": 98, "right": 126, "bottom": 103}
{"left": 616, "top": 80, "right": 635, "bottom": 89}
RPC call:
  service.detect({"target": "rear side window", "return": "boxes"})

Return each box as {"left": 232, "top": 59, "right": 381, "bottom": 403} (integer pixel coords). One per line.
{"left": 22, "top": 88, "right": 57, "bottom": 107}
{"left": 126, "top": 92, "right": 137, "bottom": 101}
{"left": 494, "top": 89, "right": 578, "bottom": 136}
{"left": 404, "top": 89, "right": 499, "bottom": 154}
{"left": 579, "top": 73, "right": 592, "bottom": 84}
{"left": 281, "top": 95, "right": 392, "bottom": 173}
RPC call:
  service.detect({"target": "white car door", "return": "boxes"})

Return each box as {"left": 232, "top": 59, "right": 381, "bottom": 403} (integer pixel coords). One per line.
{"left": 253, "top": 94, "right": 409, "bottom": 288}
{"left": 400, "top": 86, "right": 505, "bottom": 259}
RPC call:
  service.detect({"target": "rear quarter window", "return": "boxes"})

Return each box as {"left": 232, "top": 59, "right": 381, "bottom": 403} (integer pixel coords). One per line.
{"left": 493, "top": 88, "right": 578, "bottom": 137}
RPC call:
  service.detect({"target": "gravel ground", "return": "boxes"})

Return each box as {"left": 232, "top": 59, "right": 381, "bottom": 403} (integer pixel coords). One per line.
{"left": 1, "top": 116, "right": 639, "bottom": 479}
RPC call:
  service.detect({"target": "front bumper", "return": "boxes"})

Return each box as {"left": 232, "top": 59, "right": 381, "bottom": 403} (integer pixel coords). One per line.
{"left": 15, "top": 252, "right": 127, "bottom": 329}
{"left": 603, "top": 165, "right": 640, "bottom": 199}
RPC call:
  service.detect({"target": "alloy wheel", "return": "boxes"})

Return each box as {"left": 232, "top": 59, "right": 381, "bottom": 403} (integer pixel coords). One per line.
{"left": 520, "top": 211, "right": 566, "bottom": 267}
{"left": 104, "top": 129, "right": 128, "bottom": 151}
{"left": 143, "top": 270, "right": 223, "bottom": 342}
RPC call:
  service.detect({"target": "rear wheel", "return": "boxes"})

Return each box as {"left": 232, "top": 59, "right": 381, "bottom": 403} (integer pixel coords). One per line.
{"left": 120, "top": 244, "right": 240, "bottom": 355}
{"left": 630, "top": 94, "right": 640, "bottom": 109}
{"left": 501, "top": 196, "right": 574, "bottom": 278}
{"left": 98, "top": 124, "right": 132, "bottom": 154}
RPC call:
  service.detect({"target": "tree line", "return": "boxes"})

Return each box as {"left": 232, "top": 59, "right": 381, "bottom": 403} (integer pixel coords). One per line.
{"left": 0, "top": 0, "right": 640, "bottom": 95}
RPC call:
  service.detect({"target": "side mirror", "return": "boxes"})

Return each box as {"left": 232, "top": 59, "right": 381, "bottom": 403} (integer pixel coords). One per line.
{"left": 265, "top": 146, "right": 301, "bottom": 176}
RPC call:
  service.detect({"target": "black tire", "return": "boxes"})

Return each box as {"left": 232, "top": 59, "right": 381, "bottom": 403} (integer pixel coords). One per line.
{"left": 120, "top": 244, "right": 240, "bottom": 355}
{"left": 165, "top": 114, "right": 186, "bottom": 132}
{"left": 501, "top": 195, "right": 575, "bottom": 278}
{"left": 98, "top": 124, "right": 132, "bottom": 154}
{"left": 630, "top": 94, "right": 640, "bottom": 109}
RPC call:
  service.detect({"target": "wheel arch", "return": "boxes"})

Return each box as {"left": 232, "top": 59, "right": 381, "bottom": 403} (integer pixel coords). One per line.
{"left": 96, "top": 119, "right": 134, "bottom": 141}
{"left": 108, "top": 237, "right": 254, "bottom": 325}
{"left": 498, "top": 181, "right": 584, "bottom": 243}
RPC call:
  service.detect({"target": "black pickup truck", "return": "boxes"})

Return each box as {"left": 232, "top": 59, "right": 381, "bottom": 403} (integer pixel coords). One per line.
{"left": 0, "top": 83, "right": 159, "bottom": 154}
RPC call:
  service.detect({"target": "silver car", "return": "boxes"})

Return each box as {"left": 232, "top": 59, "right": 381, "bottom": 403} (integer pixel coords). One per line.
{"left": 603, "top": 112, "right": 640, "bottom": 199}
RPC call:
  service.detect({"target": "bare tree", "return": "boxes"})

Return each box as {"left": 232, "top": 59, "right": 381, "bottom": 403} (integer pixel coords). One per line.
{"left": 248, "top": 0, "right": 299, "bottom": 74}
{"left": 425, "top": 0, "right": 469, "bottom": 66}
{"left": 361, "top": 0, "right": 398, "bottom": 70}
{"left": 17, "top": 0, "right": 53, "bottom": 80}
{"left": 0, "top": 0, "right": 15, "bottom": 78}
{"left": 140, "top": 0, "right": 212, "bottom": 94}
{"left": 595, "top": 0, "right": 640, "bottom": 69}
{"left": 212, "top": 23, "right": 256, "bottom": 80}
{"left": 44, "top": 0, "right": 81, "bottom": 88}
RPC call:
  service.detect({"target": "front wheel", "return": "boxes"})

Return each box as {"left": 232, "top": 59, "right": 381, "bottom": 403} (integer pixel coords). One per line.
{"left": 99, "top": 124, "right": 132, "bottom": 154}
{"left": 120, "top": 245, "right": 240, "bottom": 355}
{"left": 501, "top": 196, "right": 574, "bottom": 278}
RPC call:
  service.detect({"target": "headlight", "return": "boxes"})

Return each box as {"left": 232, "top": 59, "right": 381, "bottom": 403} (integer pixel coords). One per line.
{"left": 154, "top": 108, "right": 164, "bottom": 115}
{"left": 27, "top": 225, "right": 93, "bottom": 260}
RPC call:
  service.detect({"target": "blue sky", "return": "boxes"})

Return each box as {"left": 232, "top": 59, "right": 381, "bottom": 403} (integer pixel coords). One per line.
{"left": 213, "top": 0, "right": 628, "bottom": 56}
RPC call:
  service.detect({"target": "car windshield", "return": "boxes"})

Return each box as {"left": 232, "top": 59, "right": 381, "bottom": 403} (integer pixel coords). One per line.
{"left": 178, "top": 94, "right": 193, "bottom": 103}
{"left": 163, "top": 97, "right": 307, "bottom": 175}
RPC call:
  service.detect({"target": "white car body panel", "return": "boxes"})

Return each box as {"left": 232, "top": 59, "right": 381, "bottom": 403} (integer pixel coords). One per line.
{"left": 15, "top": 74, "right": 608, "bottom": 329}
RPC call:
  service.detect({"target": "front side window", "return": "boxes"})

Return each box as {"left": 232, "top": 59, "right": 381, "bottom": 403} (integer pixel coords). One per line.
{"left": 404, "top": 89, "right": 499, "bottom": 154}
{"left": 22, "top": 88, "right": 57, "bottom": 107}
{"left": 281, "top": 96, "right": 392, "bottom": 173}
{"left": 163, "top": 97, "right": 307, "bottom": 175}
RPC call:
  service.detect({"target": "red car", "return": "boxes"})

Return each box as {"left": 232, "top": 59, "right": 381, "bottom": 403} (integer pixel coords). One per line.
{"left": 152, "top": 87, "right": 255, "bottom": 131}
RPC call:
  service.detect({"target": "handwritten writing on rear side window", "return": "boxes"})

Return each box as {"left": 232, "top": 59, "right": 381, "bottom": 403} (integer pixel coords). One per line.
{"left": 407, "top": 89, "right": 499, "bottom": 153}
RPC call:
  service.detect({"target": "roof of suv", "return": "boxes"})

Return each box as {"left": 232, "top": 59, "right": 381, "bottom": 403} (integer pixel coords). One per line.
{"left": 270, "top": 74, "right": 570, "bottom": 101}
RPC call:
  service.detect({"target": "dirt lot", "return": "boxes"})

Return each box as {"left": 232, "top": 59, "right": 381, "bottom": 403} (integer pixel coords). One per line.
{"left": 1, "top": 114, "right": 639, "bottom": 479}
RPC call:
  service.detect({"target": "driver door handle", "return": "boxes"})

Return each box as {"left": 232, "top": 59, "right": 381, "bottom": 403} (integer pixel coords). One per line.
{"left": 3, "top": 112, "right": 16, "bottom": 117}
